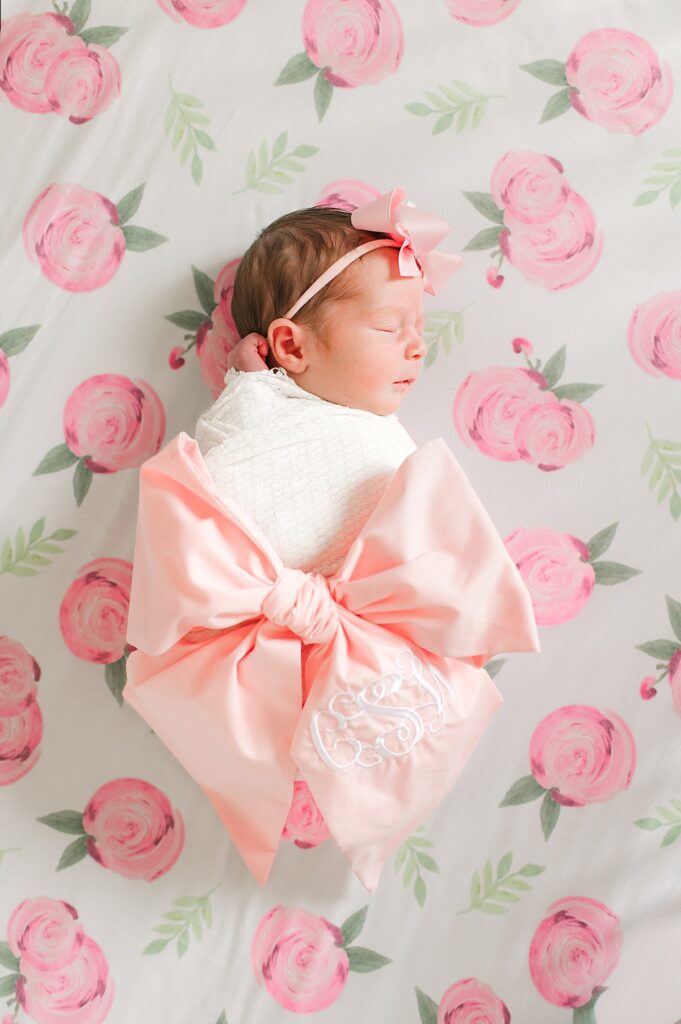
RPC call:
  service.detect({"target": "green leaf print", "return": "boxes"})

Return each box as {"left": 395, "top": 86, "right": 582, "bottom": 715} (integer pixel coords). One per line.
{"left": 641, "top": 425, "right": 681, "bottom": 521}
{"left": 143, "top": 886, "right": 220, "bottom": 958}
{"left": 344, "top": 946, "right": 392, "bottom": 973}
{"left": 518, "top": 59, "right": 569, "bottom": 87}
{"left": 234, "top": 132, "right": 318, "bottom": 195}
{"left": 393, "top": 827, "right": 439, "bottom": 907}
{"left": 274, "top": 51, "right": 319, "bottom": 86}
{"left": 36, "top": 810, "right": 86, "bottom": 835}
{"left": 422, "top": 308, "right": 472, "bottom": 369}
{"left": 339, "top": 906, "right": 368, "bottom": 946}
{"left": 457, "top": 851, "right": 546, "bottom": 915}
{"left": 164, "top": 75, "right": 216, "bottom": 186}
{"left": 0, "top": 324, "right": 39, "bottom": 357}
{"left": 79, "top": 25, "right": 128, "bottom": 47}
{"left": 635, "top": 799, "right": 681, "bottom": 847}
{"left": 405, "top": 79, "right": 502, "bottom": 135}
{"left": 634, "top": 148, "right": 681, "bottom": 208}
{"left": 415, "top": 986, "right": 439, "bottom": 1024}
{"left": 0, "top": 518, "right": 76, "bottom": 576}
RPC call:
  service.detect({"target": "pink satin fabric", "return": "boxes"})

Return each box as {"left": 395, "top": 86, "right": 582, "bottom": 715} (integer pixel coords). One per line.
{"left": 123, "top": 432, "right": 541, "bottom": 891}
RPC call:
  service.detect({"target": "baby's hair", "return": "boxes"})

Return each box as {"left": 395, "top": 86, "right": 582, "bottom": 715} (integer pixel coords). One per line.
{"left": 231, "top": 205, "right": 388, "bottom": 369}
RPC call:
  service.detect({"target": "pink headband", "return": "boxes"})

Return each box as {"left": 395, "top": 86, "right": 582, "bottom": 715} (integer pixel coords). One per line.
{"left": 283, "top": 186, "right": 464, "bottom": 320}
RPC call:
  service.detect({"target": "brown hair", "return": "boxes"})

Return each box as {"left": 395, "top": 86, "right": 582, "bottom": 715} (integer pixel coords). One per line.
{"left": 230, "top": 205, "right": 388, "bottom": 369}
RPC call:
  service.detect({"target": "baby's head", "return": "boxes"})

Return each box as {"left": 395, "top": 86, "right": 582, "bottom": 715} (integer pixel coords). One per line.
{"left": 231, "top": 205, "right": 426, "bottom": 416}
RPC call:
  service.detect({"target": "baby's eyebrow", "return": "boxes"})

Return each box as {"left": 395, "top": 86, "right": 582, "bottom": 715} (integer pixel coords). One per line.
{"left": 372, "top": 306, "right": 425, "bottom": 320}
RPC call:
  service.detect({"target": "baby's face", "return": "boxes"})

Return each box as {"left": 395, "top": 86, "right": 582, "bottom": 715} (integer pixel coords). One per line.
{"left": 281, "top": 248, "right": 427, "bottom": 416}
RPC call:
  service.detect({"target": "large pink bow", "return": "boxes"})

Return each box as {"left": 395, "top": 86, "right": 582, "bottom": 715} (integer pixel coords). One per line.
{"left": 123, "top": 433, "right": 540, "bottom": 891}
{"left": 351, "top": 185, "right": 464, "bottom": 295}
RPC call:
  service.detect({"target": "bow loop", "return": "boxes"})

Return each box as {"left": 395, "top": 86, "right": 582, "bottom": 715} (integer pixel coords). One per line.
{"left": 261, "top": 568, "right": 338, "bottom": 645}
{"left": 350, "top": 186, "right": 464, "bottom": 295}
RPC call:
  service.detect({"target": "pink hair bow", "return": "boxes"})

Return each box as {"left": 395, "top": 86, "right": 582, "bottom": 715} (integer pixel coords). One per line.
{"left": 123, "top": 433, "right": 540, "bottom": 891}
{"left": 350, "top": 185, "right": 464, "bottom": 295}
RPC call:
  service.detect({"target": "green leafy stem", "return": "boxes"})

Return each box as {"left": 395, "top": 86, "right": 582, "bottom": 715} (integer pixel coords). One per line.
{"left": 165, "top": 74, "right": 215, "bottom": 186}
{"left": 405, "top": 80, "right": 503, "bottom": 135}
{"left": 641, "top": 424, "right": 681, "bottom": 522}
{"left": 143, "top": 886, "right": 221, "bottom": 958}
{"left": 634, "top": 148, "right": 681, "bottom": 209}
{"left": 457, "top": 850, "right": 545, "bottom": 915}
{"left": 635, "top": 799, "right": 681, "bottom": 847}
{"left": 1, "top": 517, "right": 76, "bottom": 576}
{"left": 335, "top": 905, "right": 392, "bottom": 972}
{"left": 394, "top": 827, "right": 440, "bottom": 907}
{"left": 233, "top": 130, "right": 318, "bottom": 195}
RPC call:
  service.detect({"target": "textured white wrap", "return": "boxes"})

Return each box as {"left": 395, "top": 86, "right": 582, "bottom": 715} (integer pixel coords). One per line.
{"left": 194, "top": 367, "right": 418, "bottom": 578}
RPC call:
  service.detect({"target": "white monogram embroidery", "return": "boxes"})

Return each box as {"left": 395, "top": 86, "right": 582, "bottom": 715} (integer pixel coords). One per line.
{"left": 310, "top": 647, "right": 455, "bottom": 772}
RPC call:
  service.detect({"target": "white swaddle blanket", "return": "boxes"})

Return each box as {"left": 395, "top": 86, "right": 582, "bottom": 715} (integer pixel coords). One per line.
{"left": 193, "top": 367, "right": 418, "bottom": 578}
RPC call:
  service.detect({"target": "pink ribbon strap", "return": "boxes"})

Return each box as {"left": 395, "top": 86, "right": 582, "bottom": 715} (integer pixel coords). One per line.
{"left": 123, "top": 433, "right": 540, "bottom": 891}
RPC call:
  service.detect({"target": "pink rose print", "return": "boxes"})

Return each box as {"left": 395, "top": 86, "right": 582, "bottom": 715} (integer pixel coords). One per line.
{"left": 0, "top": 11, "right": 125, "bottom": 123}
{"left": 635, "top": 595, "right": 681, "bottom": 714}
{"left": 453, "top": 339, "right": 600, "bottom": 470}
{"left": 566, "top": 28, "right": 673, "bottom": 135}
{"left": 465, "top": 150, "right": 603, "bottom": 289}
{"left": 281, "top": 780, "right": 331, "bottom": 848}
{"left": 443, "top": 0, "right": 522, "bottom": 26}
{"left": 252, "top": 906, "right": 348, "bottom": 1012}
{"left": 8, "top": 897, "right": 83, "bottom": 970}
{"left": 252, "top": 904, "right": 390, "bottom": 1012}
{"left": 275, "top": 0, "right": 403, "bottom": 121}
{"left": 316, "top": 178, "right": 382, "bottom": 211}
{"left": 44, "top": 44, "right": 122, "bottom": 125}
{"left": 19, "top": 934, "right": 114, "bottom": 1024}
{"left": 23, "top": 181, "right": 166, "bottom": 291}
{"left": 501, "top": 704, "right": 636, "bottom": 840}
{"left": 505, "top": 523, "right": 640, "bottom": 627}
{"left": 0, "top": 635, "right": 43, "bottom": 785}
{"left": 627, "top": 291, "right": 681, "bottom": 380}
{"left": 0, "top": 13, "right": 83, "bottom": 113}
{"left": 0, "top": 324, "right": 40, "bottom": 410}
{"left": 37, "top": 778, "right": 184, "bottom": 879}
{"left": 529, "top": 895, "right": 622, "bottom": 1009}
{"left": 529, "top": 705, "right": 636, "bottom": 805}
{"left": 166, "top": 259, "right": 239, "bottom": 396}
{"left": 34, "top": 373, "right": 165, "bottom": 509}
{"left": 157, "top": 0, "right": 248, "bottom": 28}
{"left": 60, "top": 558, "right": 132, "bottom": 663}
{"left": 438, "top": 977, "right": 510, "bottom": 1024}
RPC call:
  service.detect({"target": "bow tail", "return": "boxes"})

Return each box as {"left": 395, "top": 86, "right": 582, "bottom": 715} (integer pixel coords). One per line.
{"left": 290, "top": 622, "right": 505, "bottom": 892}
{"left": 122, "top": 625, "right": 302, "bottom": 886}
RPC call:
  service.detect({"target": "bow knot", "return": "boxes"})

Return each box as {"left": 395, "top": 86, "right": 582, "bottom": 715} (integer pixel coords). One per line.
{"left": 261, "top": 567, "right": 338, "bottom": 645}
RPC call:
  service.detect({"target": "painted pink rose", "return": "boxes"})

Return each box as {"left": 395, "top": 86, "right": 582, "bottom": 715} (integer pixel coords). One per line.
{"left": 491, "top": 151, "right": 569, "bottom": 223}
{"left": 500, "top": 189, "right": 603, "bottom": 290}
{"left": 0, "top": 12, "right": 81, "bottom": 113}
{"left": 442, "top": 0, "right": 523, "bottom": 26}
{"left": 156, "top": 0, "right": 248, "bottom": 28}
{"left": 0, "top": 636, "right": 43, "bottom": 785}
{"left": 453, "top": 366, "right": 553, "bottom": 460}
{"left": 197, "top": 303, "right": 234, "bottom": 396}
{"left": 63, "top": 374, "right": 165, "bottom": 472}
{"left": 503, "top": 527, "right": 594, "bottom": 626}
{"left": 529, "top": 895, "right": 622, "bottom": 1007}
{"left": 18, "top": 934, "right": 115, "bottom": 1024}
{"left": 252, "top": 905, "right": 349, "bottom": 1013}
{"left": 316, "top": 179, "right": 382, "bottom": 211}
{"left": 7, "top": 897, "right": 83, "bottom": 970}
{"left": 438, "top": 976, "right": 510, "bottom": 1024}
{"left": 514, "top": 396, "right": 595, "bottom": 470}
{"left": 0, "top": 349, "right": 9, "bottom": 408}
{"left": 669, "top": 648, "right": 681, "bottom": 717}
{"left": 566, "top": 28, "right": 673, "bottom": 135}
{"left": 529, "top": 705, "right": 636, "bottom": 806}
{"left": 82, "top": 777, "right": 185, "bottom": 880}
{"left": 0, "top": 635, "right": 41, "bottom": 714}
{"left": 44, "top": 43, "right": 122, "bottom": 124}
{"left": 281, "top": 780, "right": 331, "bottom": 848}
{"left": 627, "top": 291, "right": 681, "bottom": 380}
{"left": 23, "top": 183, "right": 125, "bottom": 291}
{"left": 302, "top": 0, "right": 404, "bottom": 88}
{"left": 59, "top": 558, "right": 132, "bottom": 663}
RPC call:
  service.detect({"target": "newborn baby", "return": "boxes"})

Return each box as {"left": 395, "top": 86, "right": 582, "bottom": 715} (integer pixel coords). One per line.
{"left": 194, "top": 196, "right": 439, "bottom": 577}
